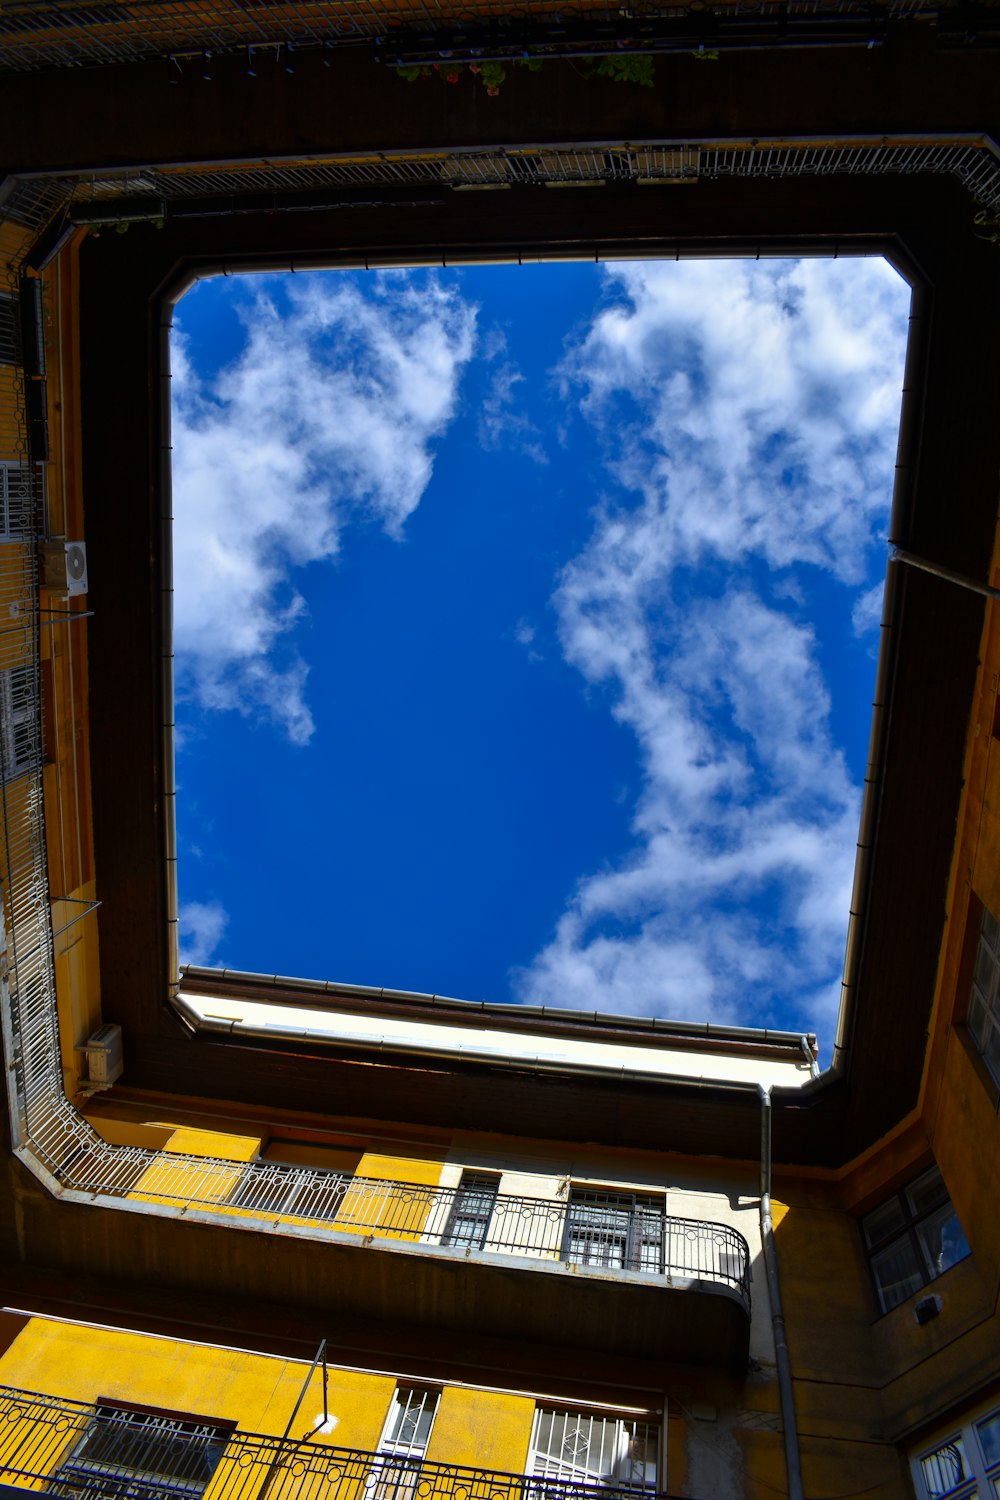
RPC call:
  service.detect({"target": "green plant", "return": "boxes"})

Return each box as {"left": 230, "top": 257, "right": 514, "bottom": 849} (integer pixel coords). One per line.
{"left": 586, "top": 54, "right": 655, "bottom": 87}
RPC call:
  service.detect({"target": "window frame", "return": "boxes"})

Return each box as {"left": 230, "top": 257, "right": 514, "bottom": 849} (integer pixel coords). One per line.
{"left": 442, "top": 1170, "right": 500, "bottom": 1250}
{"left": 527, "top": 1405, "right": 660, "bottom": 1495}
{"left": 966, "top": 902, "right": 1000, "bottom": 1093}
{"left": 368, "top": 1386, "right": 441, "bottom": 1500}
{"left": 911, "top": 1399, "right": 1000, "bottom": 1500}
{"left": 562, "top": 1188, "right": 666, "bottom": 1276}
{"left": 0, "top": 662, "right": 38, "bottom": 783}
{"left": 860, "top": 1165, "right": 970, "bottom": 1315}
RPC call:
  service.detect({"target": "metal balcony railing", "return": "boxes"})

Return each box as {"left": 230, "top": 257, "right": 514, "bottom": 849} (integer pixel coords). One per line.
{"left": 0, "top": 1386, "right": 695, "bottom": 1500}
{"left": 221, "top": 1167, "right": 752, "bottom": 1305}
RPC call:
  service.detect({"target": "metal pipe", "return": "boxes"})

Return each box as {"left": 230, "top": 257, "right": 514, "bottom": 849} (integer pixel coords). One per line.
{"left": 158, "top": 297, "right": 179, "bottom": 996}
{"left": 892, "top": 545, "right": 1000, "bottom": 602}
{"left": 282, "top": 1338, "right": 327, "bottom": 1441}
{"left": 173, "top": 992, "right": 771, "bottom": 1093}
{"left": 177, "top": 963, "right": 816, "bottom": 1050}
{"left": 758, "top": 1085, "right": 804, "bottom": 1500}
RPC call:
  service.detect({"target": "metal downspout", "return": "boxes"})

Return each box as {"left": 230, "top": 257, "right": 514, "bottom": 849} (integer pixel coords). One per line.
{"left": 759, "top": 1084, "right": 804, "bottom": 1500}
{"left": 159, "top": 298, "right": 179, "bottom": 996}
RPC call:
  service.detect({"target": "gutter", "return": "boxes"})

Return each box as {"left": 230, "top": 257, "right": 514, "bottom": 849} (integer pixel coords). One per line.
{"left": 829, "top": 265, "right": 932, "bottom": 1082}
{"left": 173, "top": 991, "right": 773, "bottom": 1092}
{"left": 759, "top": 1085, "right": 804, "bottom": 1500}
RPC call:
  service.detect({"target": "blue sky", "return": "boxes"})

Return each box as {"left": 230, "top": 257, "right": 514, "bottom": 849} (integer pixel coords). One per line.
{"left": 171, "top": 257, "right": 910, "bottom": 1045}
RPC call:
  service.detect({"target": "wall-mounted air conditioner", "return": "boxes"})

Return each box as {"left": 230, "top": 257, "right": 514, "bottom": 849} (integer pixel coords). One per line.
{"left": 83, "top": 1023, "right": 123, "bottom": 1086}
{"left": 42, "top": 539, "right": 88, "bottom": 596}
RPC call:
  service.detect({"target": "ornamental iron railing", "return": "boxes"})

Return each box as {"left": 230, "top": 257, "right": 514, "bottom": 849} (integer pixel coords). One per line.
{"left": 0, "top": 1386, "right": 694, "bottom": 1500}
{"left": 0, "top": 0, "right": 946, "bottom": 75}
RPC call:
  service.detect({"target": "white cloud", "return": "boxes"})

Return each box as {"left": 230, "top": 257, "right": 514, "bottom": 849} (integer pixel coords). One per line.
{"left": 178, "top": 899, "right": 228, "bottom": 968}
{"left": 172, "top": 272, "right": 476, "bottom": 742}
{"left": 477, "top": 332, "right": 547, "bottom": 462}
{"left": 515, "top": 258, "right": 910, "bottom": 1038}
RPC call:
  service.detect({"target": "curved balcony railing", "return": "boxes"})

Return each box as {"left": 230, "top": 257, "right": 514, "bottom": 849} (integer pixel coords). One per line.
{"left": 140, "top": 1163, "right": 752, "bottom": 1307}
{"left": 0, "top": 1385, "right": 696, "bottom": 1500}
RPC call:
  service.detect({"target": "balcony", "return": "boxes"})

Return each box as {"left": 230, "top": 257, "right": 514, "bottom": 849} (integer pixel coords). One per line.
{"left": 223, "top": 1168, "right": 750, "bottom": 1302}
{"left": 122, "top": 1161, "right": 753, "bottom": 1368}
{"left": 0, "top": 1386, "right": 697, "bottom": 1500}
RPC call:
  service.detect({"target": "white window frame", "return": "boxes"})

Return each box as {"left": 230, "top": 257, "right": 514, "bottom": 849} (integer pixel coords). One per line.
{"left": 911, "top": 1399, "right": 1000, "bottom": 1499}
{"left": 860, "top": 1164, "right": 970, "bottom": 1314}
{"left": 528, "top": 1407, "right": 660, "bottom": 1494}
{"left": 367, "top": 1385, "right": 440, "bottom": 1500}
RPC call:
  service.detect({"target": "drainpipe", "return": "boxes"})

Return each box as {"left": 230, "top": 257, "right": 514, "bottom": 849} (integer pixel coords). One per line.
{"left": 758, "top": 1085, "right": 804, "bottom": 1500}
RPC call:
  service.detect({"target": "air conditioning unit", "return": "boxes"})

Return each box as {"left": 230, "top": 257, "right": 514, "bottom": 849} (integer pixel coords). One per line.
{"left": 42, "top": 539, "right": 88, "bottom": 596}
{"left": 83, "top": 1023, "right": 123, "bottom": 1086}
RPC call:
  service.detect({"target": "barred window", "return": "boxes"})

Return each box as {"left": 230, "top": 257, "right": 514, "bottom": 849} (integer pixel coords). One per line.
{"left": 0, "top": 461, "right": 37, "bottom": 539}
{"left": 0, "top": 295, "right": 19, "bottom": 366}
{"left": 967, "top": 904, "right": 1000, "bottom": 1090}
{"left": 563, "top": 1189, "right": 665, "bottom": 1274}
{"left": 443, "top": 1171, "right": 499, "bottom": 1249}
{"left": 861, "top": 1165, "right": 970, "bottom": 1314}
{"left": 529, "top": 1407, "right": 659, "bottom": 1494}
{"left": 53, "top": 1401, "right": 232, "bottom": 1500}
{"left": 378, "top": 1387, "right": 439, "bottom": 1460}
{"left": 0, "top": 664, "right": 37, "bottom": 782}
{"left": 369, "top": 1387, "right": 440, "bottom": 1500}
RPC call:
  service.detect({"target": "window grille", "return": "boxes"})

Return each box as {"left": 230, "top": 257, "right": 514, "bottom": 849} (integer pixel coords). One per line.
{"left": 370, "top": 1388, "right": 440, "bottom": 1500}
{"left": 528, "top": 1408, "right": 659, "bottom": 1494}
{"left": 442, "top": 1172, "right": 499, "bottom": 1249}
{"left": 911, "top": 1401, "right": 1000, "bottom": 1498}
{"left": 563, "top": 1190, "right": 665, "bottom": 1274}
{"left": 0, "top": 664, "right": 38, "bottom": 783}
{"left": 861, "top": 1165, "right": 970, "bottom": 1314}
{"left": 52, "top": 1402, "right": 231, "bottom": 1500}
{"left": 0, "top": 461, "right": 37, "bottom": 540}
{"left": 967, "top": 903, "right": 1000, "bottom": 1089}
{"left": 0, "top": 296, "right": 19, "bottom": 366}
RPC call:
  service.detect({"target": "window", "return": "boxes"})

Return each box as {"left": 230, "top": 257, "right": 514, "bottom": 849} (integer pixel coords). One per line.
{"left": 0, "top": 294, "right": 19, "bottom": 366}
{"left": 528, "top": 1408, "right": 659, "bottom": 1494}
{"left": 443, "top": 1171, "right": 499, "bottom": 1249}
{"left": 52, "top": 1400, "right": 232, "bottom": 1500}
{"left": 0, "top": 664, "right": 37, "bottom": 782}
{"left": 911, "top": 1401, "right": 1000, "bottom": 1498}
{"left": 563, "top": 1190, "right": 665, "bottom": 1274}
{"left": 370, "top": 1387, "right": 440, "bottom": 1500}
{"left": 861, "top": 1165, "right": 970, "bottom": 1314}
{"left": 967, "top": 904, "right": 1000, "bottom": 1089}
{"left": 0, "top": 461, "right": 39, "bottom": 540}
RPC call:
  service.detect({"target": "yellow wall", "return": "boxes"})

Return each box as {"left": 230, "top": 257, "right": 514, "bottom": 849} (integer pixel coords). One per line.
{"left": 0, "top": 1317, "right": 553, "bottom": 1481}
{"left": 425, "top": 1387, "right": 533, "bottom": 1473}
{"left": 337, "top": 1149, "right": 446, "bottom": 1241}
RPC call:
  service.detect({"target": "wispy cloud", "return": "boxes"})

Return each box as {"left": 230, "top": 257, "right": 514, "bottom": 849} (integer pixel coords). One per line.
{"left": 514, "top": 258, "right": 910, "bottom": 1035}
{"left": 172, "top": 272, "right": 476, "bottom": 742}
{"left": 178, "top": 899, "right": 228, "bottom": 968}
{"left": 477, "top": 333, "right": 548, "bottom": 463}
